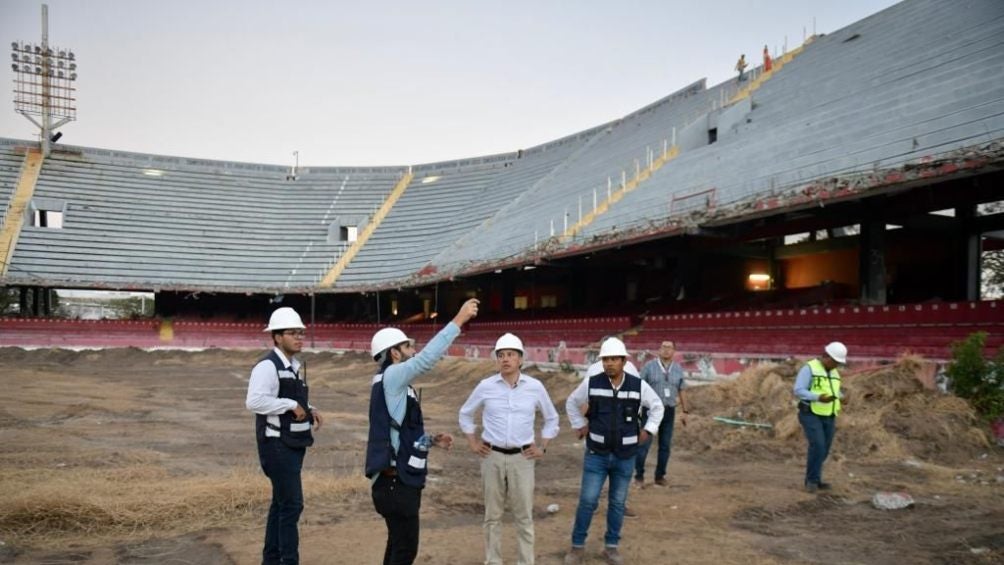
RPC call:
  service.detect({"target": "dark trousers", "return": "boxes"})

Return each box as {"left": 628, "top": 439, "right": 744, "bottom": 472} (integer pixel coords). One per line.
{"left": 258, "top": 438, "right": 306, "bottom": 565}
{"left": 635, "top": 405, "right": 675, "bottom": 480}
{"left": 798, "top": 408, "right": 836, "bottom": 486}
{"left": 372, "top": 474, "right": 423, "bottom": 565}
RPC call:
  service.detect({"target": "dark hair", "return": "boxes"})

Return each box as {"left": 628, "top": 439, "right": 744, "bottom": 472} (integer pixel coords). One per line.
{"left": 272, "top": 330, "right": 283, "bottom": 346}
{"left": 379, "top": 344, "right": 403, "bottom": 373}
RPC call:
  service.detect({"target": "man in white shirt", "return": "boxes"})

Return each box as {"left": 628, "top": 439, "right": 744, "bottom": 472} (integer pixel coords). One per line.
{"left": 246, "top": 307, "right": 324, "bottom": 565}
{"left": 459, "top": 332, "right": 560, "bottom": 565}
{"left": 564, "top": 337, "right": 663, "bottom": 565}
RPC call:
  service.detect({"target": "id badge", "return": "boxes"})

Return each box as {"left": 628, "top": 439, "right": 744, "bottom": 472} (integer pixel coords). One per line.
{"left": 664, "top": 387, "right": 671, "bottom": 398}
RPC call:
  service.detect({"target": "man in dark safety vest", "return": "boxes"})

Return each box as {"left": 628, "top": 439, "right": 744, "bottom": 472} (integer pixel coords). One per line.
{"left": 793, "top": 341, "right": 848, "bottom": 493}
{"left": 365, "top": 298, "right": 479, "bottom": 565}
{"left": 246, "top": 307, "right": 324, "bottom": 565}
{"left": 563, "top": 337, "right": 664, "bottom": 565}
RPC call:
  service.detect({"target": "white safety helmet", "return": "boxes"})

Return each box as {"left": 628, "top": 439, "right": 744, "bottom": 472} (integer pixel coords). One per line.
{"left": 263, "top": 307, "right": 306, "bottom": 332}
{"left": 493, "top": 333, "right": 524, "bottom": 355}
{"left": 586, "top": 360, "right": 639, "bottom": 378}
{"left": 598, "top": 337, "right": 628, "bottom": 358}
{"left": 824, "top": 341, "right": 848, "bottom": 364}
{"left": 370, "top": 327, "right": 415, "bottom": 361}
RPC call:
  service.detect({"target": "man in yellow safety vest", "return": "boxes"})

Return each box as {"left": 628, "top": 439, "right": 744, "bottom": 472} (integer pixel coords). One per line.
{"left": 792, "top": 342, "right": 847, "bottom": 493}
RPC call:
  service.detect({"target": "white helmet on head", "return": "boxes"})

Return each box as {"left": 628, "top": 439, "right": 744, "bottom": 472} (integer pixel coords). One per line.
{"left": 824, "top": 341, "right": 848, "bottom": 364}
{"left": 586, "top": 360, "right": 639, "bottom": 378}
{"left": 493, "top": 333, "right": 524, "bottom": 355}
{"left": 599, "top": 337, "right": 628, "bottom": 358}
{"left": 371, "top": 327, "right": 415, "bottom": 361}
{"left": 263, "top": 307, "right": 306, "bottom": 332}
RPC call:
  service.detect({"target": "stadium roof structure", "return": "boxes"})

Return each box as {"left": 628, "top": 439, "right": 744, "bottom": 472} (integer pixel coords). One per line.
{"left": 1, "top": 0, "right": 1003, "bottom": 294}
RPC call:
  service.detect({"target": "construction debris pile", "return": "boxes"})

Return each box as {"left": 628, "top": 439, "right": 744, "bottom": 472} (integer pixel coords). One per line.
{"left": 679, "top": 357, "right": 991, "bottom": 465}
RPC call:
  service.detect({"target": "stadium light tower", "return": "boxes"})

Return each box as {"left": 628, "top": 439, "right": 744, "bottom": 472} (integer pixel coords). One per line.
{"left": 11, "top": 4, "right": 78, "bottom": 157}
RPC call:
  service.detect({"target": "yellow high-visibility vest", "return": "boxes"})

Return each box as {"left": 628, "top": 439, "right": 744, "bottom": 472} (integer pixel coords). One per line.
{"left": 807, "top": 358, "right": 841, "bottom": 416}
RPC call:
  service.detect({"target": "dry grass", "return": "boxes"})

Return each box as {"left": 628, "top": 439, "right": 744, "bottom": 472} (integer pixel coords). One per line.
{"left": 680, "top": 355, "right": 991, "bottom": 464}
{"left": 0, "top": 464, "right": 368, "bottom": 549}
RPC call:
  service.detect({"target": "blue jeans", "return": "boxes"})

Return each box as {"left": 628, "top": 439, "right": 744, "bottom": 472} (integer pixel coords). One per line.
{"left": 571, "top": 450, "right": 634, "bottom": 548}
{"left": 258, "top": 438, "right": 306, "bottom": 565}
{"left": 635, "top": 406, "right": 675, "bottom": 480}
{"left": 798, "top": 408, "right": 835, "bottom": 486}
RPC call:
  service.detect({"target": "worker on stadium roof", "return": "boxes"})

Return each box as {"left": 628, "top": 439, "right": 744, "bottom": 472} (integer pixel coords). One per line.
{"left": 459, "top": 332, "right": 560, "bottom": 565}
{"left": 763, "top": 44, "right": 773, "bottom": 73}
{"left": 365, "top": 298, "right": 479, "bottom": 564}
{"left": 793, "top": 342, "right": 849, "bottom": 493}
{"left": 246, "top": 306, "right": 324, "bottom": 565}
{"left": 736, "top": 53, "right": 748, "bottom": 82}
{"left": 564, "top": 337, "right": 664, "bottom": 565}
{"left": 634, "top": 340, "right": 690, "bottom": 488}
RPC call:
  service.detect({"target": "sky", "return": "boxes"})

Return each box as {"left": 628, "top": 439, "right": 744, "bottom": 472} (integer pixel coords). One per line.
{"left": 0, "top": 0, "right": 901, "bottom": 167}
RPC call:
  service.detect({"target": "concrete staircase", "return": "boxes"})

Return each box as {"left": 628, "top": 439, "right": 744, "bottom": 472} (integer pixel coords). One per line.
{"left": 0, "top": 148, "right": 43, "bottom": 276}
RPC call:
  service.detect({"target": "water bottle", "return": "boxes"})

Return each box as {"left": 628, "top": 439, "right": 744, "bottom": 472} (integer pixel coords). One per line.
{"left": 413, "top": 434, "right": 434, "bottom": 452}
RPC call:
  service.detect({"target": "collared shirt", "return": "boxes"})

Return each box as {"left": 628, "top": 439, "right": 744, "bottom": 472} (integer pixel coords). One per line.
{"left": 565, "top": 373, "right": 664, "bottom": 434}
{"left": 640, "top": 358, "right": 686, "bottom": 407}
{"left": 382, "top": 322, "right": 460, "bottom": 454}
{"left": 246, "top": 347, "right": 304, "bottom": 437}
{"left": 458, "top": 373, "right": 560, "bottom": 448}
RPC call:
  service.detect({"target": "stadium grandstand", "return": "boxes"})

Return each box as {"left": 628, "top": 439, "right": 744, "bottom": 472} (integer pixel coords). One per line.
{"left": 1, "top": 0, "right": 1003, "bottom": 370}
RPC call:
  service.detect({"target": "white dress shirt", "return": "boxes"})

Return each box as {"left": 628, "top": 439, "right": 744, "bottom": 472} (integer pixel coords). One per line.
{"left": 565, "top": 373, "right": 664, "bottom": 434}
{"left": 246, "top": 347, "right": 304, "bottom": 437}
{"left": 459, "top": 373, "right": 560, "bottom": 449}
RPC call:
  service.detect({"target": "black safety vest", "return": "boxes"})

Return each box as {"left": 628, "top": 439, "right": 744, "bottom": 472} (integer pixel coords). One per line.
{"left": 364, "top": 373, "right": 429, "bottom": 488}
{"left": 254, "top": 350, "right": 314, "bottom": 448}
{"left": 586, "top": 373, "right": 643, "bottom": 459}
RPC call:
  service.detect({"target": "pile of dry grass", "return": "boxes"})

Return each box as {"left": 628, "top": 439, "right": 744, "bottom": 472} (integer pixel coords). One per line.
{"left": 680, "top": 356, "right": 990, "bottom": 465}
{"left": 0, "top": 465, "right": 367, "bottom": 548}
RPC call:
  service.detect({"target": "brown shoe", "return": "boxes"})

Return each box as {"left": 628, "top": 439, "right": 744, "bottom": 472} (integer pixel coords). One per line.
{"left": 601, "top": 546, "right": 625, "bottom": 565}
{"left": 654, "top": 477, "right": 668, "bottom": 487}
{"left": 564, "top": 546, "right": 585, "bottom": 565}
{"left": 623, "top": 505, "right": 637, "bottom": 518}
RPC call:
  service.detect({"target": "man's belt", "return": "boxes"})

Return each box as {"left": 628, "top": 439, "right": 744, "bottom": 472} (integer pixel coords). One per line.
{"left": 484, "top": 442, "right": 531, "bottom": 455}
{"left": 380, "top": 467, "right": 398, "bottom": 477}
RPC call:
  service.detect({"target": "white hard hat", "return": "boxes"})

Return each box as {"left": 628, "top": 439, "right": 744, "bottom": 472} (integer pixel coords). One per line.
{"left": 824, "top": 341, "right": 848, "bottom": 364}
{"left": 599, "top": 337, "right": 628, "bottom": 358}
{"left": 371, "top": 327, "right": 415, "bottom": 360}
{"left": 493, "top": 333, "right": 524, "bottom": 355}
{"left": 263, "top": 307, "right": 306, "bottom": 332}
{"left": 586, "top": 360, "right": 639, "bottom": 378}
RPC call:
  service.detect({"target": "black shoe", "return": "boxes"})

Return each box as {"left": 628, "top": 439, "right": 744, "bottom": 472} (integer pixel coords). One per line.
{"left": 805, "top": 483, "right": 818, "bottom": 493}
{"left": 817, "top": 482, "right": 832, "bottom": 490}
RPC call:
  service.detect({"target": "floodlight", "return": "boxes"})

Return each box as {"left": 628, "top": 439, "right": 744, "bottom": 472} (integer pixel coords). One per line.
{"left": 12, "top": 6, "right": 79, "bottom": 157}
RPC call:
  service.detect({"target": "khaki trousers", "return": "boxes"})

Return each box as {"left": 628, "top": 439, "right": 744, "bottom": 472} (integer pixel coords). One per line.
{"left": 481, "top": 450, "right": 536, "bottom": 565}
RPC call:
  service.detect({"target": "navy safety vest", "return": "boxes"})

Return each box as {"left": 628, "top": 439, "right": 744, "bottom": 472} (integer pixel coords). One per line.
{"left": 365, "top": 373, "right": 429, "bottom": 488}
{"left": 254, "top": 350, "right": 314, "bottom": 448}
{"left": 586, "top": 372, "right": 643, "bottom": 459}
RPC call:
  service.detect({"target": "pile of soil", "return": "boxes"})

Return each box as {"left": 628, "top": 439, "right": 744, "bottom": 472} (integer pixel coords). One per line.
{"left": 680, "top": 357, "right": 990, "bottom": 466}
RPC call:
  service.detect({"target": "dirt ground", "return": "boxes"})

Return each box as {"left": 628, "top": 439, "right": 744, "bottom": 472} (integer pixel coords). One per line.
{"left": 0, "top": 348, "right": 1002, "bottom": 565}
